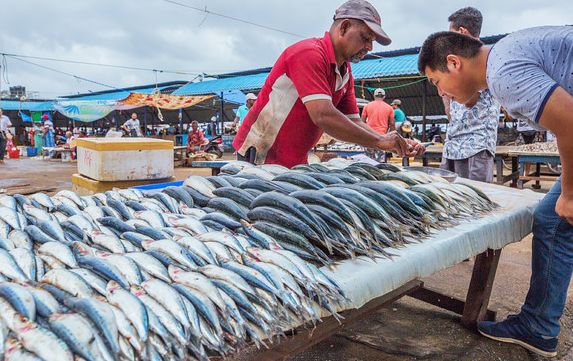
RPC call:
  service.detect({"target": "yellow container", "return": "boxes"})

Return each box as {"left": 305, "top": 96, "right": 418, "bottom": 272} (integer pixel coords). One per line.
{"left": 76, "top": 138, "right": 174, "bottom": 181}
{"left": 71, "top": 173, "right": 177, "bottom": 195}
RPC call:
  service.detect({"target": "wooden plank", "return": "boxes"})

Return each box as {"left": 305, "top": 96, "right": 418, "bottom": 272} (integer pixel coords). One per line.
{"left": 218, "top": 280, "right": 422, "bottom": 361}
{"left": 408, "top": 286, "right": 496, "bottom": 321}
{"left": 461, "top": 249, "right": 501, "bottom": 329}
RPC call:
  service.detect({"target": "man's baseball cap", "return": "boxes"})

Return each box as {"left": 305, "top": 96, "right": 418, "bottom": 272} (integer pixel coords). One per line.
{"left": 245, "top": 93, "right": 257, "bottom": 101}
{"left": 334, "top": 0, "right": 391, "bottom": 45}
{"left": 391, "top": 99, "right": 402, "bottom": 106}
{"left": 374, "top": 88, "right": 385, "bottom": 97}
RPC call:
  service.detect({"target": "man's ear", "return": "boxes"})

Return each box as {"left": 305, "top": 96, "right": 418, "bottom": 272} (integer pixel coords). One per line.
{"left": 457, "top": 26, "right": 469, "bottom": 35}
{"left": 446, "top": 54, "right": 462, "bottom": 72}
{"left": 339, "top": 19, "right": 352, "bottom": 36}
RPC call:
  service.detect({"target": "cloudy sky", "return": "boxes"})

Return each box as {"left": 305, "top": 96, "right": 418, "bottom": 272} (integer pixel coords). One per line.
{"left": 0, "top": 0, "right": 570, "bottom": 98}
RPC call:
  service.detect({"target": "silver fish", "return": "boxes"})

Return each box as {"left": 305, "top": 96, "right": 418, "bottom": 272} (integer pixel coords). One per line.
{"left": 105, "top": 281, "right": 149, "bottom": 342}
{"left": 41, "top": 269, "right": 94, "bottom": 298}
{"left": 13, "top": 315, "right": 74, "bottom": 361}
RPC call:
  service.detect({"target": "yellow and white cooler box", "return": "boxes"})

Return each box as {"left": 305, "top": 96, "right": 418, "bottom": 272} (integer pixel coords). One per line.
{"left": 76, "top": 138, "right": 174, "bottom": 181}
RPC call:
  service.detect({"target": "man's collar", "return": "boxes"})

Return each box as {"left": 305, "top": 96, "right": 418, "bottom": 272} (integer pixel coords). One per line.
{"left": 322, "top": 32, "right": 338, "bottom": 66}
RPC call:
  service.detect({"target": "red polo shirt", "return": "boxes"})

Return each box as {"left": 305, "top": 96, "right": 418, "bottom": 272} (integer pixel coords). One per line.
{"left": 232, "top": 32, "right": 359, "bottom": 168}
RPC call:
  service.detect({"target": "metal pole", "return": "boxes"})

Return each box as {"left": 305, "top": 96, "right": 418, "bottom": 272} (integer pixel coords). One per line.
{"left": 144, "top": 107, "right": 148, "bottom": 136}
{"left": 422, "top": 80, "right": 427, "bottom": 142}
{"left": 219, "top": 91, "right": 225, "bottom": 135}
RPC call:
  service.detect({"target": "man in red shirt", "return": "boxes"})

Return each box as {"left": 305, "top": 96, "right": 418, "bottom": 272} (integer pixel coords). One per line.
{"left": 361, "top": 88, "right": 395, "bottom": 135}
{"left": 233, "top": 0, "right": 424, "bottom": 167}
{"left": 186, "top": 121, "right": 208, "bottom": 154}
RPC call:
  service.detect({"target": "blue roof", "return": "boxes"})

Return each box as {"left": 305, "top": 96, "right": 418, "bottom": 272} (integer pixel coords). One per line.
{"left": 173, "top": 72, "right": 269, "bottom": 96}
{"left": 351, "top": 54, "right": 419, "bottom": 79}
{"left": 59, "top": 85, "right": 174, "bottom": 101}
{"left": 0, "top": 100, "right": 55, "bottom": 111}
{"left": 173, "top": 53, "right": 419, "bottom": 96}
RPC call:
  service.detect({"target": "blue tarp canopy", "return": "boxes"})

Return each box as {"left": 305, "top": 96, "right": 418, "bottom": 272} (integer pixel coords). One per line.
{"left": 0, "top": 100, "right": 55, "bottom": 111}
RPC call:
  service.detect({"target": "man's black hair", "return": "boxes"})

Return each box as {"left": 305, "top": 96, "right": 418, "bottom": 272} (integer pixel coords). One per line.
{"left": 448, "top": 7, "right": 483, "bottom": 37}
{"left": 418, "top": 31, "right": 483, "bottom": 74}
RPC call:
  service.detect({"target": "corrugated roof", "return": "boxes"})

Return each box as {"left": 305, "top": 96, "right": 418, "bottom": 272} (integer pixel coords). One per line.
{"left": 173, "top": 72, "right": 269, "bottom": 96}
{"left": 173, "top": 53, "right": 419, "bottom": 96}
{"left": 351, "top": 54, "right": 419, "bottom": 80}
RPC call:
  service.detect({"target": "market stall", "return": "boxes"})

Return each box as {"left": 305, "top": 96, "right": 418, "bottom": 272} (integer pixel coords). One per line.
{"left": 0, "top": 160, "right": 540, "bottom": 361}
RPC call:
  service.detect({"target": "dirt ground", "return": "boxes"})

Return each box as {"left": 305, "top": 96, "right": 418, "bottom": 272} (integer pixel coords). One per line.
{"left": 1, "top": 157, "right": 572, "bottom": 360}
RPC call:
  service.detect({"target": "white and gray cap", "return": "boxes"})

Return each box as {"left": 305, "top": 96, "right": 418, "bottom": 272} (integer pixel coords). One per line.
{"left": 334, "top": 0, "right": 391, "bottom": 45}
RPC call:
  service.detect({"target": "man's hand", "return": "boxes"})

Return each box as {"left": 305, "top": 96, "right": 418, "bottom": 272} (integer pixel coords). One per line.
{"left": 376, "top": 131, "right": 411, "bottom": 157}
{"left": 556, "top": 194, "right": 573, "bottom": 225}
{"left": 406, "top": 139, "right": 425, "bottom": 156}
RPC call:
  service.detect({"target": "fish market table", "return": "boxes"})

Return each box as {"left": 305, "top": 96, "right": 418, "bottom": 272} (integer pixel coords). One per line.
{"left": 407, "top": 145, "right": 520, "bottom": 187}
{"left": 191, "top": 160, "right": 230, "bottom": 175}
{"left": 508, "top": 150, "right": 561, "bottom": 189}
{"left": 221, "top": 180, "right": 542, "bottom": 361}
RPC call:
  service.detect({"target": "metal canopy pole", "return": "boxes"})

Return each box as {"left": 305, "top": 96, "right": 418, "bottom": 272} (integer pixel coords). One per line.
{"left": 219, "top": 91, "right": 225, "bottom": 135}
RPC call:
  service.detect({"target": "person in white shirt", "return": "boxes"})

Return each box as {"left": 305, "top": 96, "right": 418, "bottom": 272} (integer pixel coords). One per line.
{"left": 122, "top": 113, "right": 142, "bottom": 137}
{"left": 0, "top": 109, "right": 13, "bottom": 164}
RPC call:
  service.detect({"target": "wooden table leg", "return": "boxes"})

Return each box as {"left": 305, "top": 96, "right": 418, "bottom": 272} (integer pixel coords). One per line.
{"left": 511, "top": 156, "right": 519, "bottom": 188}
{"left": 495, "top": 157, "right": 503, "bottom": 184}
{"left": 220, "top": 280, "right": 422, "bottom": 361}
{"left": 461, "top": 249, "right": 502, "bottom": 330}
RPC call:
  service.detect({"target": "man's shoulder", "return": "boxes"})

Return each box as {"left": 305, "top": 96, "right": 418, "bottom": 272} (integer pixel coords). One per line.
{"left": 283, "top": 37, "right": 327, "bottom": 62}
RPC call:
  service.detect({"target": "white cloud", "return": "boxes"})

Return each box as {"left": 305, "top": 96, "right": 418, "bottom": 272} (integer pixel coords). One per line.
{"left": 0, "top": 0, "right": 570, "bottom": 98}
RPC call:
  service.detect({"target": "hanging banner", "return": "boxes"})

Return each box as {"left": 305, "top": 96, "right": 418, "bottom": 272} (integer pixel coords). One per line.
{"left": 54, "top": 100, "right": 117, "bottom": 122}
{"left": 19, "top": 111, "right": 32, "bottom": 123}
{"left": 117, "top": 92, "right": 213, "bottom": 110}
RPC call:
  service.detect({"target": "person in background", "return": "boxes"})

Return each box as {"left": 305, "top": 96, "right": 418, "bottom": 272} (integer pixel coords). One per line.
{"left": 361, "top": 88, "right": 395, "bottom": 135}
{"left": 33, "top": 121, "right": 44, "bottom": 156}
{"left": 391, "top": 99, "right": 406, "bottom": 127}
{"left": 517, "top": 119, "right": 538, "bottom": 144}
{"left": 439, "top": 7, "right": 500, "bottom": 183}
{"left": 187, "top": 121, "right": 209, "bottom": 154}
{"left": 398, "top": 120, "right": 414, "bottom": 139}
{"left": 42, "top": 114, "right": 55, "bottom": 149}
{"left": 361, "top": 88, "right": 395, "bottom": 162}
{"left": 234, "top": 93, "right": 257, "bottom": 131}
{"left": 0, "top": 108, "right": 12, "bottom": 164}
{"left": 122, "top": 113, "right": 142, "bottom": 137}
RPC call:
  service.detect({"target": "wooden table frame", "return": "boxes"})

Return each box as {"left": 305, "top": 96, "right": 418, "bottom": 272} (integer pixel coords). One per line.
{"left": 219, "top": 248, "right": 501, "bottom": 361}
{"left": 404, "top": 147, "right": 519, "bottom": 187}
{"left": 516, "top": 154, "right": 561, "bottom": 189}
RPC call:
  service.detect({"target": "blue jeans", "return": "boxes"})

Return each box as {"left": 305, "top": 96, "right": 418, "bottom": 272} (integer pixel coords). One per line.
{"left": 520, "top": 178, "right": 573, "bottom": 337}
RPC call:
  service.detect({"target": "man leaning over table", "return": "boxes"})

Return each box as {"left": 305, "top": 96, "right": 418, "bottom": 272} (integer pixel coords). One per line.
{"left": 419, "top": 25, "right": 573, "bottom": 358}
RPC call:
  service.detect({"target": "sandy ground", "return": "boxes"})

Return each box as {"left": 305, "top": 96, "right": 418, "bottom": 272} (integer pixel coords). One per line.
{"left": 1, "top": 157, "right": 571, "bottom": 360}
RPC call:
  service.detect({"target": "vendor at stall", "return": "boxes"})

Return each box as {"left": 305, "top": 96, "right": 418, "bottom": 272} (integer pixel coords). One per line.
{"left": 232, "top": 0, "right": 424, "bottom": 167}
{"left": 42, "top": 114, "right": 55, "bottom": 149}
{"left": 419, "top": 25, "right": 573, "bottom": 358}
{"left": 187, "top": 121, "right": 209, "bottom": 154}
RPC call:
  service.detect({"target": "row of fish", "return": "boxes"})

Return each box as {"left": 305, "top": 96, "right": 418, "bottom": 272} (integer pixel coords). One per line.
{"left": 0, "top": 184, "right": 348, "bottom": 360}
{"left": 180, "top": 159, "right": 497, "bottom": 264}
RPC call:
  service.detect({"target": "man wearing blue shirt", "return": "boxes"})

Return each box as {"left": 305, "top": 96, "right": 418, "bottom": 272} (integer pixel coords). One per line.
{"left": 391, "top": 99, "right": 406, "bottom": 123}
{"left": 234, "top": 93, "right": 257, "bottom": 130}
{"left": 418, "top": 26, "right": 573, "bottom": 358}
